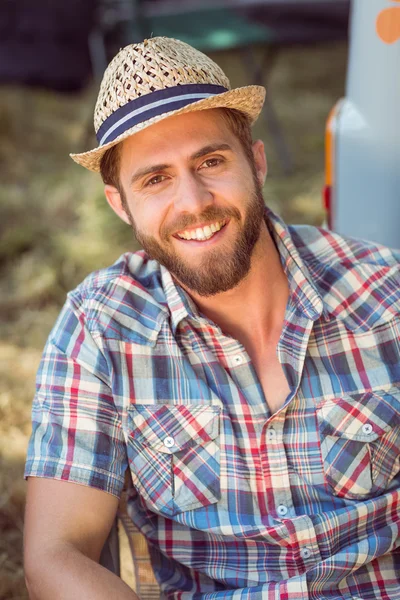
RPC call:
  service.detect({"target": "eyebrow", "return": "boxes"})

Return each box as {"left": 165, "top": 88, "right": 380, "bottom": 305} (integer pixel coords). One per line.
{"left": 130, "top": 143, "right": 233, "bottom": 186}
{"left": 190, "top": 143, "right": 232, "bottom": 161}
{"left": 130, "top": 163, "right": 170, "bottom": 186}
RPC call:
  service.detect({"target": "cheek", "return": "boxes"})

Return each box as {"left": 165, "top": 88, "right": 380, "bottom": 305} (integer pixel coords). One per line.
{"left": 133, "top": 202, "right": 170, "bottom": 241}
{"left": 215, "top": 172, "right": 253, "bottom": 196}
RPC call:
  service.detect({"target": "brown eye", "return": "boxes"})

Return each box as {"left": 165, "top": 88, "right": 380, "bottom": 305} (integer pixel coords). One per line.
{"left": 146, "top": 175, "right": 166, "bottom": 186}
{"left": 201, "top": 158, "right": 222, "bottom": 169}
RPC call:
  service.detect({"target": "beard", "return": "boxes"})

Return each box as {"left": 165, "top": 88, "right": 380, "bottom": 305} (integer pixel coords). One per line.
{"left": 123, "top": 179, "right": 266, "bottom": 297}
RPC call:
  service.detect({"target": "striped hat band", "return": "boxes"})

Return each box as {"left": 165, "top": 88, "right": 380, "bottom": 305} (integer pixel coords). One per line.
{"left": 96, "top": 84, "right": 228, "bottom": 146}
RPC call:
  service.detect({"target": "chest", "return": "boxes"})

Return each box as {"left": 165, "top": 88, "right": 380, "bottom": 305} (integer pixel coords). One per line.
{"left": 251, "top": 348, "right": 292, "bottom": 414}
{"left": 108, "top": 312, "right": 400, "bottom": 411}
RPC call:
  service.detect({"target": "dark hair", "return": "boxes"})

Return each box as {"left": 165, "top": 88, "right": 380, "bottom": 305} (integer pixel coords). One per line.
{"left": 99, "top": 141, "right": 122, "bottom": 189}
{"left": 99, "top": 108, "right": 254, "bottom": 191}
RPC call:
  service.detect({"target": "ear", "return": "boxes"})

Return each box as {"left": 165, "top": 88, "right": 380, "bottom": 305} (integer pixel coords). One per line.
{"left": 252, "top": 140, "right": 268, "bottom": 186}
{"left": 104, "top": 185, "right": 131, "bottom": 225}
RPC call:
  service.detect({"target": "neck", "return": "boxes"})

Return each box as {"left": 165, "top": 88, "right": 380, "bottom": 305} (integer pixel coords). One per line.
{"left": 181, "top": 223, "right": 289, "bottom": 351}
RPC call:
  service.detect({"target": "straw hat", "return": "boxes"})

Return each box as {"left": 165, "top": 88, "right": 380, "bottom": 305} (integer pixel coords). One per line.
{"left": 70, "top": 37, "right": 266, "bottom": 172}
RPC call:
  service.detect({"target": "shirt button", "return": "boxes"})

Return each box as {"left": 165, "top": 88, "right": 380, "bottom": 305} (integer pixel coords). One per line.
{"left": 267, "top": 428, "right": 276, "bottom": 440}
{"left": 164, "top": 436, "right": 175, "bottom": 448}
{"left": 362, "top": 423, "right": 373, "bottom": 435}
{"left": 300, "top": 547, "right": 312, "bottom": 560}
{"left": 233, "top": 355, "right": 243, "bottom": 365}
{"left": 277, "top": 504, "right": 288, "bottom": 517}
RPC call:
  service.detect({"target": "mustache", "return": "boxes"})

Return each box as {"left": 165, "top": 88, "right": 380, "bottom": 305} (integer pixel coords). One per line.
{"left": 162, "top": 206, "right": 241, "bottom": 239}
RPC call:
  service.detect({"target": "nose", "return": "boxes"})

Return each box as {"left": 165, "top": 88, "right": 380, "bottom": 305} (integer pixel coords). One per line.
{"left": 173, "top": 170, "right": 214, "bottom": 213}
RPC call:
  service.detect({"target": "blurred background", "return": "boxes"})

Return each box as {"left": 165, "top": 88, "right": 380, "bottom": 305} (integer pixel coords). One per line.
{"left": 0, "top": 0, "right": 351, "bottom": 597}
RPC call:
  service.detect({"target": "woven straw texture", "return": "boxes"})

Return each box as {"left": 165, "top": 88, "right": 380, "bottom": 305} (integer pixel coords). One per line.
{"left": 70, "top": 37, "right": 266, "bottom": 172}
{"left": 94, "top": 37, "right": 230, "bottom": 133}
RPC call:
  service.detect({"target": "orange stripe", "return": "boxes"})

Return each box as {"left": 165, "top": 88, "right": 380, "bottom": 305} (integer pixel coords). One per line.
{"left": 325, "top": 105, "right": 337, "bottom": 186}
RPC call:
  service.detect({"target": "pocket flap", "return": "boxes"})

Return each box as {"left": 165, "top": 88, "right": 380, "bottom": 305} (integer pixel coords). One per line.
{"left": 127, "top": 404, "right": 220, "bottom": 454}
{"left": 318, "top": 388, "right": 400, "bottom": 442}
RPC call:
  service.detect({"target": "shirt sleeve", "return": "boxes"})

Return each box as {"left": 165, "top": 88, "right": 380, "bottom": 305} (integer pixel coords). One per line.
{"left": 25, "top": 293, "right": 128, "bottom": 498}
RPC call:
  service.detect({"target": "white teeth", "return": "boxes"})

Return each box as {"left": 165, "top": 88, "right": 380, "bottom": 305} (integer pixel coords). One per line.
{"left": 195, "top": 227, "right": 205, "bottom": 240}
{"left": 177, "top": 220, "right": 225, "bottom": 241}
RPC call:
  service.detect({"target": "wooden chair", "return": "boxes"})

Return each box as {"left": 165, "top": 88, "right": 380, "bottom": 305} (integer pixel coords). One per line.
{"left": 100, "top": 475, "right": 160, "bottom": 598}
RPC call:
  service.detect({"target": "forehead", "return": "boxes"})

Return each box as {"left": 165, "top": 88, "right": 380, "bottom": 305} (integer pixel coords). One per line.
{"left": 118, "top": 109, "right": 237, "bottom": 172}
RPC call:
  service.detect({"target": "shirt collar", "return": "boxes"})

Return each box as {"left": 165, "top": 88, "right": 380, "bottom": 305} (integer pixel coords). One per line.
{"left": 161, "top": 266, "right": 201, "bottom": 333}
{"left": 265, "top": 208, "right": 324, "bottom": 321}
{"left": 161, "top": 208, "right": 324, "bottom": 333}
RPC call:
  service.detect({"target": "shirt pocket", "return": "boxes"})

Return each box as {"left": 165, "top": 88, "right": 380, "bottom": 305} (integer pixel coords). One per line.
{"left": 317, "top": 388, "right": 400, "bottom": 500}
{"left": 126, "top": 404, "right": 221, "bottom": 516}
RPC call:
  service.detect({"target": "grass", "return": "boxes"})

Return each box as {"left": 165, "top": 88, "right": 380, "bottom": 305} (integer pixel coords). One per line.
{"left": 0, "top": 41, "right": 347, "bottom": 598}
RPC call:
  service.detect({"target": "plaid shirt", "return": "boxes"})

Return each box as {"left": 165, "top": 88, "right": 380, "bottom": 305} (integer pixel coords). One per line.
{"left": 26, "top": 209, "right": 400, "bottom": 599}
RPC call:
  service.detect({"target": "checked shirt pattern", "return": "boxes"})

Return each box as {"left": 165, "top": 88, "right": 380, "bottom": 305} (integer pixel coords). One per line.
{"left": 26, "top": 209, "right": 400, "bottom": 599}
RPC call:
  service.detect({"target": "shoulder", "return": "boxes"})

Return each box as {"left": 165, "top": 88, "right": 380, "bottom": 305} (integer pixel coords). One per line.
{"left": 74, "top": 251, "right": 163, "bottom": 297}
{"left": 67, "top": 251, "right": 168, "bottom": 344}
{"left": 289, "top": 224, "right": 400, "bottom": 270}
{"left": 289, "top": 224, "right": 400, "bottom": 331}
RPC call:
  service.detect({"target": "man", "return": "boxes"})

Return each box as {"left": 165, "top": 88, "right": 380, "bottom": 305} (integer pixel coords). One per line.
{"left": 24, "top": 37, "right": 400, "bottom": 599}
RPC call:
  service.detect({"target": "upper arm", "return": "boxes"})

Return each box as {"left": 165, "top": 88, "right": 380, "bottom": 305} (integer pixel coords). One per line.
{"left": 25, "top": 296, "right": 128, "bottom": 501}
{"left": 24, "top": 297, "right": 127, "bottom": 572}
{"left": 24, "top": 477, "right": 119, "bottom": 566}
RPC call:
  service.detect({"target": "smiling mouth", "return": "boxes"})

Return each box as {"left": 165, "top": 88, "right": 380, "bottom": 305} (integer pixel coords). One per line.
{"left": 175, "top": 220, "right": 227, "bottom": 242}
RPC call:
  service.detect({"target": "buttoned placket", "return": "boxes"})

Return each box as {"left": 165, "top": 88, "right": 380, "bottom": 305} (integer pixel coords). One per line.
{"left": 212, "top": 335, "right": 269, "bottom": 412}
{"left": 258, "top": 304, "right": 323, "bottom": 562}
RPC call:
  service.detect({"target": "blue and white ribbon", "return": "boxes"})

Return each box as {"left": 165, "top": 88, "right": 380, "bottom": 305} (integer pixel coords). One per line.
{"left": 96, "top": 83, "right": 228, "bottom": 145}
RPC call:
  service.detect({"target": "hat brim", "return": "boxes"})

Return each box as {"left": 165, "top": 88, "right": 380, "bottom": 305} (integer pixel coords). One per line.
{"left": 70, "top": 85, "right": 266, "bottom": 172}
